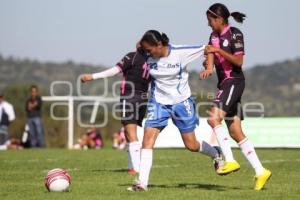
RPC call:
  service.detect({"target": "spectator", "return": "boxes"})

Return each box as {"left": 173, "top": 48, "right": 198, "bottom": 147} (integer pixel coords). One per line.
{"left": 112, "top": 127, "right": 126, "bottom": 150}
{"left": 74, "top": 127, "right": 103, "bottom": 149}
{"left": 0, "top": 92, "right": 15, "bottom": 146}
{"left": 26, "top": 85, "right": 45, "bottom": 148}
{"left": 0, "top": 138, "right": 24, "bottom": 150}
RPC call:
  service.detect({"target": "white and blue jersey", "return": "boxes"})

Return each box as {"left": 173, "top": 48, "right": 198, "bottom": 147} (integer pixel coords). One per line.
{"left": 145, "top": 44, "right": 206, "bottom": 133}
{"left": 148, "top": 44, "right": 205, "bottom": 105}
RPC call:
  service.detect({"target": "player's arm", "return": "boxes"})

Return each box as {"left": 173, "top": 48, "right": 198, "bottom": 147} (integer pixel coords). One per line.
{"left": 199, "top": 52, "right": 214, "bottom": 80}
{"left": 180, "top": 45, "right": 207, "bottom": 67}
{"left": 81, "top": 66, "right": 121, "bottom": 83}
{"left": 205, "top": 30, "right": 244, "bottom": 67}
{"left": 81, "top": 52, "right": 134, "bottom": 83}
{"left": 205, "top": 45, "right": 243, "bottom": 67}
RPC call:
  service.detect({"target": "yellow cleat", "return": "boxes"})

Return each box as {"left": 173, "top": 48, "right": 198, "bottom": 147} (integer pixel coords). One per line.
{"left": 254, "top": 168, "right": 272, "bottom": 191}
{"left": 217, "top": 160, "right": 240, "bottom": 175}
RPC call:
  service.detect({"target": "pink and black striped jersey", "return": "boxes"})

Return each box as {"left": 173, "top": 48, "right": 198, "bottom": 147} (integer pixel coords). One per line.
{"left": 209, "top": 25, "right": 245, "bottom": 87}
{"left": 116, "top": 50, "right": 150, "bottom": 96}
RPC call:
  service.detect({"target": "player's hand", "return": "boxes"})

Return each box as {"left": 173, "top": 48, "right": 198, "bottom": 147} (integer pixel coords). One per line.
{"left": 199, "top": 69, "right": 213, "bottom": 80}
{"left": 81, "top": 74, "right": 93, "bottom": 83}
{"left": 205, "top": 45, "right": 219, "bottom": 54}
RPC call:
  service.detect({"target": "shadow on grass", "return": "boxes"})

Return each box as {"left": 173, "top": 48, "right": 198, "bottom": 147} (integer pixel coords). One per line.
{"left": 91, "top": 168, "right": 128, "bottom": 173}
{"left": 120, "top": 182, "right": 241, "bottom": 191}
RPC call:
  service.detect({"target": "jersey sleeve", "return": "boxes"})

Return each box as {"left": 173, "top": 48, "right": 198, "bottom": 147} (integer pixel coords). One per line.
{"left": 231, "top": 29, "right": 245, "bottom": 55}
{"left": 180, "top": 45, "right": 205, "bottom": 67}
{"left": 115, "top": 52, "right": 135, "bottom": 72}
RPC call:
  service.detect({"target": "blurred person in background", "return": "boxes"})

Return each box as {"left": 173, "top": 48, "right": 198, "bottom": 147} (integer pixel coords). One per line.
{"left": 26, "top": 85, "right": 45, "bottom": 148}
{"left": 112, "top": 127, "right": 127, "bottom": 150}
{"left": 0, "top": 91, "right": 15, "bottom": 148}
{"left": 74, "top": 126, "right": 103, "bottom": 149}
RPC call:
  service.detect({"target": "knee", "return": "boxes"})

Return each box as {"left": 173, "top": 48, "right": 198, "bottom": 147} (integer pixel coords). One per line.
{"left": 142, "top": 135, "right": 155, "bottom": 149}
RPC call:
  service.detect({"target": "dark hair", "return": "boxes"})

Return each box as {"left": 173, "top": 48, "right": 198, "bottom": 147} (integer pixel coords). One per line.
{"left": 207, "top": 3, "right": 246, "bottom": 24}
{"left": 141, "top": 30, "right": 169, "bottom": 46}
{"left": 30, "top": 85, "right": 38, "bottom": 91}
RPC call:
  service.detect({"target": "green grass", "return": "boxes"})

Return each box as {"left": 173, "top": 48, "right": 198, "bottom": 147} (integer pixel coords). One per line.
{"left": 0, "top": 148, "right": 300, "bottom": 200}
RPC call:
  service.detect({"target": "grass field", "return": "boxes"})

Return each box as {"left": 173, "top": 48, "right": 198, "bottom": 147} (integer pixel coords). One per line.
{"left": 0, "top": 148, "right": 300, "bottom": 200}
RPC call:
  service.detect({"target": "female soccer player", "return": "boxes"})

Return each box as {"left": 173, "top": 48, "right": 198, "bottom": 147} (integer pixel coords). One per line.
{"left": 81, "top": 46, "right": 150, "bottom": 175}
{"left": 204, "top": 3, "right": 271, "bottom": 190}
{"left": 128, "top": 30, "right": 223, "bottom": 191}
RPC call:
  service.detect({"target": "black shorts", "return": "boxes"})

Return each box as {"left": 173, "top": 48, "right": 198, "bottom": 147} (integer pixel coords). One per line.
{"left": 213, "top": 79, "right": 245, "bottom": 120}
{"left": 120, "top": 93, "right": 148, "bottom": 127}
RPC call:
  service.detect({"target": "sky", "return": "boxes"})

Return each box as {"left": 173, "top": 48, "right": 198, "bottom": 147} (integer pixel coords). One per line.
{"left": 0, "top": 0, "right": 299, "bottom": 69}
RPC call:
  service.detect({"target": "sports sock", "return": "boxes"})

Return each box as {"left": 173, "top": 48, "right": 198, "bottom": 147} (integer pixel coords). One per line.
{"left": 128, "top": 141, "right": 141, "bottom": 172}
{"left": 199, "top": 140, "right": 219, "bottom": 158}
{"left": 213, "top": 125, "right": 235, "bottom": 162}
{"left": 138, "top": 149, "right": 153, "bottom": 187}
{"left": 239, "top": 138, "right": 264, "bottom": 176}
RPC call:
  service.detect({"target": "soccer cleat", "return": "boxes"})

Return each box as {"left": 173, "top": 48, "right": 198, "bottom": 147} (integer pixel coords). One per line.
{"left": 127, "top": 184, "right": 148, "bottom": 192}
{"left": 213, "top": 146, "right": 224, "bottom": 171}
{"left": 254, "top": 168, "right": 272, "bottom": 191}
{"left": 217, "top": 160, "right": 240, "bottom": 175}
{"left": 128, "top": 168, "right": 138, "bottom": 175}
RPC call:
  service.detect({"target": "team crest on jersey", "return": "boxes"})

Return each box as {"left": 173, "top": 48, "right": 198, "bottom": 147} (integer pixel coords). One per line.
{"left": 149, "top": 63, "right": 158, "bottom": 70}
{"left": 223, "top": 39, "right": 229, "bottom": 47}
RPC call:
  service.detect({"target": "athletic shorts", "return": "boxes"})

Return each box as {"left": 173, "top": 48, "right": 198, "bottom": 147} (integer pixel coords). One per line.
{"left": 145, "top": 96, "right": 199, "bottom": 134}
{"left": 214, "top": 79, "right": 245, "bottom": 120}
{"left": 120, "top": 93, "right": 148, "bottom": 127}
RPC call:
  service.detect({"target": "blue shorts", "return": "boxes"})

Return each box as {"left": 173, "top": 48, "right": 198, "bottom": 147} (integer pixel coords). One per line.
{"left": 145, "top": 96, "right": 199, "bottom": 134}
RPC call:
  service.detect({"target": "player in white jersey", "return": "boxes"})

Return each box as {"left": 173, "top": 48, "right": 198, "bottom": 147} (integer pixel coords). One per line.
{"left": 127, "top": 30, "right": 223, "bottom": 192}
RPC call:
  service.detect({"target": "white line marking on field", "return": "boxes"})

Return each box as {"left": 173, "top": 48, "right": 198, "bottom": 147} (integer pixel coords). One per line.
{"left": 260, "top": 159, "right": 300, "bottom": 164}
{"left": 152, "top": 164, "right": 180, "bottom": 169}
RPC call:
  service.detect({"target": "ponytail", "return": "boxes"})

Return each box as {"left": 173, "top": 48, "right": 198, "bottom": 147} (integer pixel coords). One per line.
{"left": 230, "top": 12, "right": 246, "bottom": 23}
{"left": 160, "top": 32, "right": 169, "bottom": 46}
{"left": 207, "top": 3, "right": 246, "bottom": 24}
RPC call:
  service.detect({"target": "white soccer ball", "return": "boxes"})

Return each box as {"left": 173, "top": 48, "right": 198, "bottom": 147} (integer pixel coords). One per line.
{"left": 45, "top": 168, "right": 71, "bottom": 192}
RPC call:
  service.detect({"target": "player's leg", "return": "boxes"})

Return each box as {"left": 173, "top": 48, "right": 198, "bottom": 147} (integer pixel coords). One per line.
{"left": 207, "top": 81, "right": 243, "bottom": 175}
{"left": 226, "top": 117, "right": 271, "bottom": 190}
{"left": 207, "top": 106, "right": 236, "bottom": 162}
{"left": 124, "top": 123, "right": 140, "bottom": 174}
{"left": 127, "top": 127, "right": 161, "bottom": 191}
{"left": 172, "top": 97, "right": 223, "bottom": 171}
{"left": 121, "top": 97, "right": 141, "bottom": 174}
{"left": 128, "top": 99, "right": 169, "bottom": 191}
{"left": 181, "top": 131, "right": 223, "bottom": 170}
{"left": 123, "top": 97, "right": 148, "bottom": 175}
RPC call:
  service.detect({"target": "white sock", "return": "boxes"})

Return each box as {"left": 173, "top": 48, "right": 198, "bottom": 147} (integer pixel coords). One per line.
{"left": 213, "top": 125, "right": 234, "bottom": 162}
{"left": 138, "top": 149, "right": 153, "bottom": 188}
{"left": 128, "top": 141, "right": 141, "bottom": 172}
{"left": 239, "top": 138, "right": 264, "bottom": 176}
{"left": 127, "top": 144, "right": 133, "bottom": 170}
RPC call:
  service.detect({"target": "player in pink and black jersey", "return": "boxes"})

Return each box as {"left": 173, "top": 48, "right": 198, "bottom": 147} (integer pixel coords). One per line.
{"left": 204, "top": 3, "right": 271, "bottom": 190}
{"left": 81, "top": 47, "right": 150, "bottom": 175}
